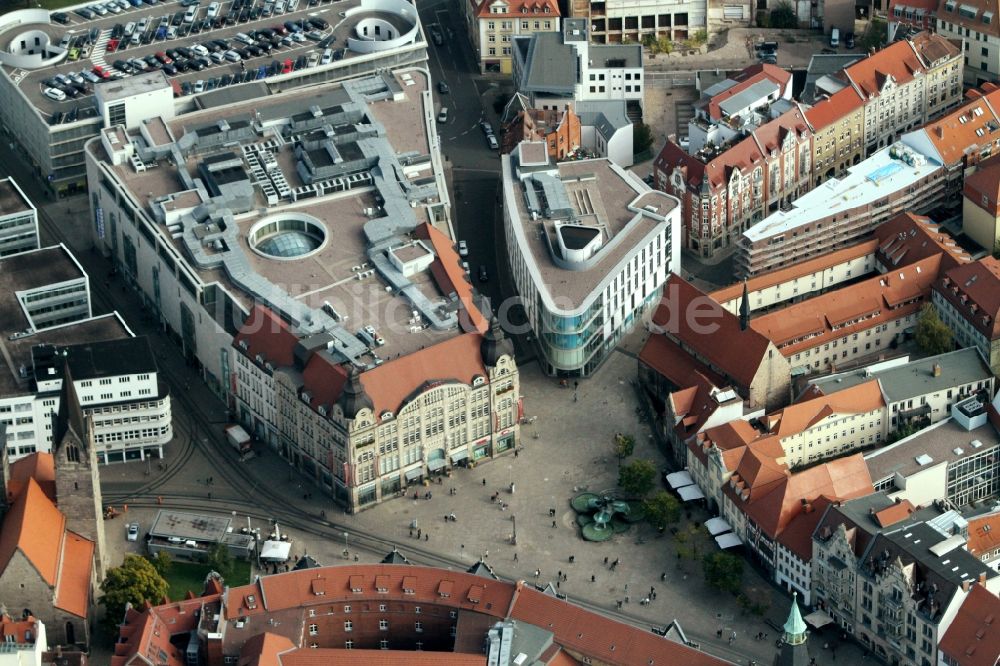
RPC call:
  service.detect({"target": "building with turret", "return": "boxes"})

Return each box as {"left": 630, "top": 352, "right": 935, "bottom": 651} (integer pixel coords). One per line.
{"left": 777, "top": 592, "right": 810, "bottom": 666}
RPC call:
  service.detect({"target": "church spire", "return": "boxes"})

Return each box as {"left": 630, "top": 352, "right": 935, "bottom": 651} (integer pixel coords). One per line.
{"left": 777, "top": 591, "right": 810, "bottom": 666}
{"left": 739, "top": 279, "right": 750, "bottom": 331}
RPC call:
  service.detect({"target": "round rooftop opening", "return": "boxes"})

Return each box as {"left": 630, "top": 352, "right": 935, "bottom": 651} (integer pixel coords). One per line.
{"left": 248, "top": 214, "right": 328, "bottom": 261}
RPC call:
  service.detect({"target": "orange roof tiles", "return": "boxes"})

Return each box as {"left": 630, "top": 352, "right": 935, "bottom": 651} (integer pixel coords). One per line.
{"left": 6, "top": 452, "right": 55, "bottom": 504}
{"left": 0, "top": 615, "right": 39, "bottom": 645}
{"left": 873, "top": 499, "right": 916, "bottom": 528}
{"left": 935, "top": 256, "right": 1000, "bottom": 339}
{"left": 909, "top": 30, "right": 961, "bottom": 64}
{"left": 750, "top": 254, "right": 940, "bottom": 356}
{"left": 935, "top": 0, "right": 1000, "bottom": 38}
{"left": 280, "top": 650, "right": 486, "bottom": 666}
{"left": 415, "top": 223, "right": 488, "bottom": 335}
{"left": 651, "top": 275, "right": 773, "bottom": 389}
{"left": 0, "top": 477, "right": 65, "bottom": 585}
{"left": 965, "top": 160, "right": 1000, "bottom": 216}
{"left": 239, "top": 632, "right": 296, "bottom": 666}
{"left": 967, "top": 513, "right": 1000, "bottom": 559}
{"left": 359, "top": 333, "right": 489, "bottom": 415}
{"left": 922, "top": 88, "right": 1000, "bottom": 165}
{"left": 509, "top": 586, "right": 728, "bottom": 666}
{"left": 768, "top": 380, "right": 884, "bottom": 437}
{"left": 710, "top": 240, "right": 878, "bottom": 305}
{"left": 937, "top": 584, "right": 1000, "bottom": 666}
{"left": 234, "top": 305, "right": 300, "bottom": 368}
{"left": 54, "top": 531, "right": 94, "bottom": 618}
{"left": 300, "top": 353, "right": 348, "bottom": 411}
{"left": 637, "top": 332, "right": 724, "bottom": 388}
{"left": 805, "top": 87, "right": 865, "bottom": 131}
{"left": 473, "top": 0, "right": 559, "bottom": 18}
{"left": 776, "top": 495, "right": 835, "bottom": 560}
{"left": 841, "top": 39, "right": 924, "bottom": 98}
{"left": 703, "top": 64, "right": 792, "bottom": 120}
{"left": 874, "top": 212, "right": 972, "bottom": 271}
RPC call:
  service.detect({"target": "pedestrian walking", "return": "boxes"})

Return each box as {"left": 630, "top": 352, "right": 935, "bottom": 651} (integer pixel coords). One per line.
{"left": 482, "top": 478, "right": 487, "bottom": 486}
{"left": 417, "top": 528, "right": 422, "bottom": 539}
{"left": 514, "top": 449, "right": 519, "bottom": 457}
{"left": 660, "top": 572, "right": 666, "bottom": 581}
{"left": 616, "top": 600, "right": 623, "bottom": 609}
{"left": 513, "top": 552, "right": 518, "bottom": 562}
{"left": 558, "top": 570, "right": 562, "bottom": 579}
{"left": 604, "top": 557, "right": 609, "bottom": 565}
{"left": 534, "top": 569, "right": 540, "bottom": 578}
{"left": 624, "top": 583, "right": 629, "bottom": 593}
{"left": 624, "top": 595, "right": 630, "bottom": 604}
{"left": 552, "top": 520, "right": 557, "bottom": 528}
{"left": 424, "top": 533, "right": 428, "bottom": 541}
{"left": 409, "top": 527, "right": 413, "bottom": 537}
{"left": 591, "top": 575, "right": 596, "bottom": 582}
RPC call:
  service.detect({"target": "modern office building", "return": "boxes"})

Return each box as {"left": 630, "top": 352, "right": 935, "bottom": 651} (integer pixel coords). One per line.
{"left": 0, "top": 0, "right": 428, "bottom": 195}
{"left": 502, "top": 141, "right": 680, "bottom": 377}
{"left": 0, "top": 178, "right": 39, "bottom": 258}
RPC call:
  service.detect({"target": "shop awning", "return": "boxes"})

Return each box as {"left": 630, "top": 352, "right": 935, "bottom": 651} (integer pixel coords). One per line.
{"left": 404, "top": 467, "right": 424, "bottom": 481}
{"left": 677, "top": 485, "right": 705, "bottom": 502}
{"left": 450, "top": 449, "right": 469, "bottom": 463}
{"left": 705, "top": 517, "right": 733, "bottom": 536}
{"left": 427, "top": 458, "right": 448, "bottom": 472}
{"left": 259, "top": 540, "right": 291, "bottom": 562}
{"left": 804, "top": 610, "right": 834, "bottom": 629}
{"left": 666, "top": 470, "right": 695, "bottom": 489}
{"left": 715, "top": 533, "right": 743, "bottom": 549}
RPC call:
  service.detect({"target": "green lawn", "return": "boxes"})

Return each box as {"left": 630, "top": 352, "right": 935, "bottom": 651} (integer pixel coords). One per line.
{"left": 163, "top": 560, "right": 252, "bottom": 601}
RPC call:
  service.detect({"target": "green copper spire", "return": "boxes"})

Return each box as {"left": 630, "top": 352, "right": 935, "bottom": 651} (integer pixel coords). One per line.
{"left": 783, "top": 591, "right": 808, "bottom": 646}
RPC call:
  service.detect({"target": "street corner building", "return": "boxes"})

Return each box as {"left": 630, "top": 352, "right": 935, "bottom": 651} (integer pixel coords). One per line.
{"left": 501, "top": 141, "right": 681, "bottom": 377}
{"left": 85, "top": 65, "right": 523, "bottom": 512}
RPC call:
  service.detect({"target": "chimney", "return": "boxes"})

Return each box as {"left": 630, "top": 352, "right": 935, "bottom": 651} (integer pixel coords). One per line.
{"left": 963, "top": 580, "right": 972, "bottom": 592}
{"left": 932, "top": 363, "right": 941, "bottom": 377}
{"left": 980, "top": 572, "right": 988, "bottom": 584}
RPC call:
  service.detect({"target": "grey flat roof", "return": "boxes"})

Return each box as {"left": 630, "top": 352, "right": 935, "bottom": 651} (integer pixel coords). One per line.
{"left": 520, "top": 32, "right": 576, "bottom": 94}
{"left": 865, "top": 419, "right": 1000, "bottom": 483}
{"left": 0, "top": 179, "right": 33, "bottom": 218}
{"left": 574, "top": 99, "right": 630, "bottom": 138}
{"left": 810, "top": 348, "right": 993, "bottom": 404}
{"left": 64, "top": 335, "right": 158, "bottom": 379}
{"left": 149, "top": 509, "right": 232, "bottom": 542}
{"left": 95, "top": 70, "right": 170, "bottom": 102}
{"left": 718, "top": 80, "right": 780, "bottom": 117}
{"left": 0, "top": 245, "right": 84, "bottom": 337}
{"left": 590, "top": 43, "right": 641, "bottom": 69}
{"left": 0, "top": 313, "right": 132, "bottom": 396}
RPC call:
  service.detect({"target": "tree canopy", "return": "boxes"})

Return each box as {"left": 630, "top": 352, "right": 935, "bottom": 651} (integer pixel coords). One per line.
{"left": 618, "top": 458, "right": 657, "bottom": 497}
{"left": 702, "top": 552, "right": 744, "bottom": 595}
{"left": 915, "top": 303, "right": 953, "bottom": 356}
{"left": 643, "top": 491, "right": 681, "bottom": 530}
{"left": 101, "top": 554, "right": 169, "bottom": 631}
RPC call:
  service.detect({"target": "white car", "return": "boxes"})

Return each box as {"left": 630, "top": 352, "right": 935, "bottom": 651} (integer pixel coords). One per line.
{"left": 209, "top": 50, "right": 225, "bottom": 63}
{"left": 105, "top": 2, "right": 122, "bottom": 13}
{"left": 127, "top": 522, "right": 139, "bottom": 542}
{"left": 191, "top": 43, "right": 209, "bottom": 56}
{"left": 320, "top": 48, "right": 332, "bottom": 64}
{"left": 43, "top": 87, "right": 66, "bottom": 101}
{"left": 437, "top": 107, "right": 449, "bottom": 123}
{"left": 205, "top": 1, "right": 220, "bottom": 18}
{"left": 184, "top": 6, "right": 198, "bottom": 21}
{"left": 458, "top": 240, "right": 468, "bottom": 257}
{"left": 290, "top": 31, "right": 305, "bottom": 42}
{"left": 194, "top": 79, "right": 205, "bottom": 93}
{"left": 224, "top": 49, "right": 241, "bottom": 62}
{"left": 91, "top": 4, "right": 108, "bottom": 14}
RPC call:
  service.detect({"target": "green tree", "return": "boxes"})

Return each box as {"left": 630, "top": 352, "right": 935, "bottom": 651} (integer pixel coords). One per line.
{"left": 643, "top": 491, "right": 681, "bottom": 530}
{"left": 148, "top": 550, "right": 172, "bottom": 577}
{"left": 100, "top": 554, "right": 169, "bottom": 631}
{"left": 205, "top": 542, "right": 234, "bottom": 579}
{"left": 656, "top": 37, "right": 673, "bottom": 54}
{"left": 702, "top": 551, "right": 744, "bottom": 595}
{"left": 612, "top": 433, "right": 636, "bottom": 467}
{"left": 768, "top": 1, "right": 797, "bottom": 28}
{"left": 618, "top": 458, "right": 657, "bottom": 497}
{"left": 633, "top": 123, "right": 655, "bottom": 156}
{"left": 642, "top": 33, "right": 657, "bottom": 50}
{"left": 915, "top": 303, "right": 953, "bottom": 355}
{"left": 858, "top": 18, "right": 888, "bottom": 52}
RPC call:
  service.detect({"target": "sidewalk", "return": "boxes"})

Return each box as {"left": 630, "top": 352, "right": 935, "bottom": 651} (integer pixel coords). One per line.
{"left": 644, "top": 27, "right": 835, "bottom": 72}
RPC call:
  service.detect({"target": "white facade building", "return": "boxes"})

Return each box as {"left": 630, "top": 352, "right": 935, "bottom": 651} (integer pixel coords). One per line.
{"left": 0, "top": 178, "right": 38, "bottom": 258}
{"left": 502, "top": 142, "right": 680, "bottom": 377}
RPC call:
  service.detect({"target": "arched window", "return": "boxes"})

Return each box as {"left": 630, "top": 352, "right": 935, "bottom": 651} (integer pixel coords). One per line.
{"left": 66, "top": 445, "right": 80, "bottom": 464}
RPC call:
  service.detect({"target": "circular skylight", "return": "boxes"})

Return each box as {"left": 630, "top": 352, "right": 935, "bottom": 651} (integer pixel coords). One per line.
{"left": 248, "top": 214, "right": 328, "bottom": 261}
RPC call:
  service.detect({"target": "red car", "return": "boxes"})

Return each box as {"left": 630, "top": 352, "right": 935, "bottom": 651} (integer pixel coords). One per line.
{"left": 273, "top": 25, "right": 288, "bottom": 35}
{"left": 155, "top": 51, "right": 173, "bottom": 64}
{"left": 106, "top": 38, "right": 120, "bottom": 52}
{"left": 281, "top": 58, "right": 293, "bottom": 74}
{"left": 92, "top": 65, "right": 111, "bottom": 79}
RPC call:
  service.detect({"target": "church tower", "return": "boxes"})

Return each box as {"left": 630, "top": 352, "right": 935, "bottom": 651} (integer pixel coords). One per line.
{"left": 777, "top": 591, "right": 810, "bottom": 666}
{"left": 52, "top": 353, "right": 107, "bottom": 578}
{"left": 739, "top": 279, "right": 750, "bottom": 331}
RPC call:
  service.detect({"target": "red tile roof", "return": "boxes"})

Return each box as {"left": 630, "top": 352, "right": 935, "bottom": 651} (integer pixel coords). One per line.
{"left": 239, "top": 632, "right": 296, "bottom": 666}
{"left": 0, "top": 615, "right": 40, "bottom": 645}
{"left": 776, "top": 495, "right": 835, "bottom": 561}
{"left": 509, "top": 585, "right": 728, "bottom": 665}
{"left": 935, "top": 0, "right": 1000, "bottom": 39}
{"left": 279, "top": 649, "right": 486, "bottom": 666}
{"left": 415, "top": 223, "right": 488, "bottom": 335}
{"left": 234, "top": 305, "right": 300, "bottom": 368}
{"left": 637, "top": 332, "right": 724, "bottom": 388}
{"left": 841, "top": 39, "right": 925, "bottom": 98}
{"left": 937, "top": 584, "right": 1000, "bottom": 666}
{"left": 359, "top": 333, "right": 489, "bottom": 415}
{"left": 935, "top": 256, "right": 1000, "bottom": 339}
{"left": 300, "top": 353, "right": 348, "bottom": 411}
{"left": 750, "top": 254, "right": 941, "bottom": 355}
{"left": 873, "top": 499, "right": 916, "bottom": 527}
{"left": 766, "top": 380, "right": 885, "bottom": 437}
{"left": 473, "top": 0, "right": 559, "bottom": 18}
{"left": 805, "top": 87, "right": 865, "bottom": 131}
{"left": 965, "top": 160, "right": 1000, "bottom": 216}
{"left": 651, "top": 275, "right": 774, "bottom": 389}
{"left": 874, "top": 212, "right": 972, "bottom": 271}
{"left": 112, "top": 596, "right": 212, "bottom": 666}
{"left": 54, "top": 531, "right": 94, "bottom": 618}
{"left": 710, "top": 239, "right": 879, "bottom": 306}
{"left": 0, "top": 477, "right": 65, "bottom": 585}
{"left": 703, "top": 64, "right": 792, "bottom": 121}
{"left": 967, "top": 512, "right": 1000, "bottom": 560}
{"left": 922, "top": 88, "right": 1000, "bottom": 166}
{"left": 6, "top": 452, "right": 55, "bottom": 504}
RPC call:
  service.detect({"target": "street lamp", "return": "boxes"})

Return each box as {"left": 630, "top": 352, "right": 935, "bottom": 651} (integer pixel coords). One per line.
{"left": 343, "top": 531, "right": 349, "bottom": 558}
